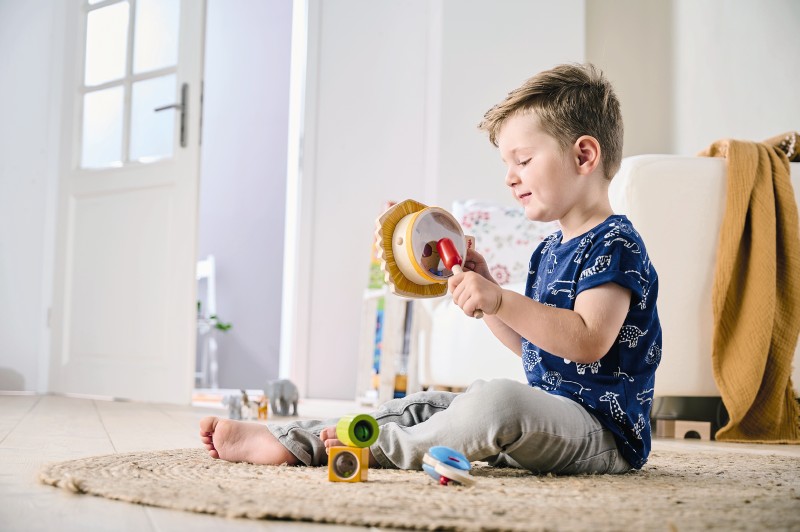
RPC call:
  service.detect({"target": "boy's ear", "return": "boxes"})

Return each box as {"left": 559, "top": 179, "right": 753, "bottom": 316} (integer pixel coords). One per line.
{"left": 573, "top": 135, "right": 601, "bottom": 175}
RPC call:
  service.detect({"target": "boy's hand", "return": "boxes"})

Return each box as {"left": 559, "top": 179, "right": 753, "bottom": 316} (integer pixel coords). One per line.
{"left": 448, "top": 270, "right": 503, "bottom": 317}
{"left": 461, "top": 249, "right": 495, "bottom": 283}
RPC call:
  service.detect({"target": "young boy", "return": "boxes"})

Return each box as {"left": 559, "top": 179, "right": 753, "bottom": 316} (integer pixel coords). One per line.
{"left": 200, "top": 63, "right": 661, "bottom": 474}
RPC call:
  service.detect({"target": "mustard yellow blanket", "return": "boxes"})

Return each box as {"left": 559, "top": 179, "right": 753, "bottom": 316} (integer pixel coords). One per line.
{"left": 700, "top": 132, "right": 800, "bottom": 442}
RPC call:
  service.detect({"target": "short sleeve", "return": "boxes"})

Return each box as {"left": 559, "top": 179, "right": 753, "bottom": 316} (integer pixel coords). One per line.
{"left": 575, "top": 230, "right": 650, "bottom": 305}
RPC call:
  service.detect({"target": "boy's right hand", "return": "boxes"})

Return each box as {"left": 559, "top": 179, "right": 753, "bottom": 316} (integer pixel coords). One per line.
{"left": 461, "top": 248, "right": 496, "bottom": 284}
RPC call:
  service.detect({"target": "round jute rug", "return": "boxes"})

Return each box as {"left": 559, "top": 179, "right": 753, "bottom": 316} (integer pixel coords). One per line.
{"left": 39, "top": 448, "right": 799, "bottom": 531}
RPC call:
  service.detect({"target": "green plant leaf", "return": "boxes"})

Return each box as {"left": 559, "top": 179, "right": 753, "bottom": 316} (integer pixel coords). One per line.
{"left": 209, "top": 314, "right": 232, "bottom": 332}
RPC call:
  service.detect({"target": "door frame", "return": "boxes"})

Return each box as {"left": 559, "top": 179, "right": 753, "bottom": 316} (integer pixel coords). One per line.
{"left": 279, "top": 0, "right": 313, "bottom": 396}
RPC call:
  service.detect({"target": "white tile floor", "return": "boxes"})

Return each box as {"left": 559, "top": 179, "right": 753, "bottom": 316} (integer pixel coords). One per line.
{"left": 1, "top": 393, "right": 797, "bottom": 531}
{"left": 0, "top": 393, "right": 365, "bottom": 532}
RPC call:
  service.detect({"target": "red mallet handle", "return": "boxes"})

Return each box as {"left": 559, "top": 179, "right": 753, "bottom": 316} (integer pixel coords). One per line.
{"left": 436, "top": 238, "right": 484, "bottom": 319}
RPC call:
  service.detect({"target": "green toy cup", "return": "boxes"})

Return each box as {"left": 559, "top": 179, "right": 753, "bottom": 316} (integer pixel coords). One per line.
{"left": 336, "top": 414, "right": 379, "bottom": 448}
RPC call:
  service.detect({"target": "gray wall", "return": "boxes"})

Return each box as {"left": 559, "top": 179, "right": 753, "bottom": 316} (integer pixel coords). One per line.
{"left": 586, "top": 0, "right": 674, "bottom": 156}
{"left": 198, "top": 0, "right": 292, "bottom": 389}
{"left": 0, "top": 0, "right": 62, "bottom": 392}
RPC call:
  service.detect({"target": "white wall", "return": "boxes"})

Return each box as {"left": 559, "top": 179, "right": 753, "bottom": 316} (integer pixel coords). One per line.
{"left": 294, "top": 0, "right": 585, "bottom": 399}
{"left": 298, "top": 0, "right": 433, "bottom": 399}
{"left": 585, "top": 0, "right": 800, "bottom": 155}
{"left": 3, "top": 0, "right": 798, "bottom": 399}
{"left": 434, "top": 0, "right": 586, "bottom": 209}
{"left": 672, "top": 0, "right": 800, "bottom": 155}
{"left": 198, "top": 0, "right": 292, "bottom": 389}
{"left": 0, "top": 0, "right": 62, "bottom": 392}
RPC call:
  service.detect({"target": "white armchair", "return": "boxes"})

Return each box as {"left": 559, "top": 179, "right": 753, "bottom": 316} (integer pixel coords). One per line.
{"left": 609, "top": 155, "right": 800, "bottom": 399}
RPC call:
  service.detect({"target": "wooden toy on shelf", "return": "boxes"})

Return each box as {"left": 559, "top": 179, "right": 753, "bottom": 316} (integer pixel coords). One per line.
{"left": 655, "top": 419, "right": 713, "bottom": 441}
{"left": 422, "top": 446, "right": 476, "bottom": 487}
{"left": 375, "top": 199, "right": 474, "bottom": 302}
{"left": 328, "top": 414, "right": 380, "bottom": 483}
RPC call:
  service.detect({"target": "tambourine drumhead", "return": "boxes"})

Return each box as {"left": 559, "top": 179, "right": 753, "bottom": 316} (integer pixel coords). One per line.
{"left": 391, "top": 207, "right": 466, "bottom": 286}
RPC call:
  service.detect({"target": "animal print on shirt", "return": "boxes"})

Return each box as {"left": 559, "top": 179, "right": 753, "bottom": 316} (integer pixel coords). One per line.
{"left": 579, "top": 255, "right": 611, "bottom": 280}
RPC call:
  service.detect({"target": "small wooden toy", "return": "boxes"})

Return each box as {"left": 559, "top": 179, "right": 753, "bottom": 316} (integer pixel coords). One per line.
{"left": 328, "top": 446, "right": 370, "bottom": 483}
{"left": 257, "top": 396, "right": 269, "bottom": 420}
{"left": 264, "top": 379, "right": 299, "bottom": 416}
{"left": 422, "top": 446, "right": 476, "bottom": 487}
{"left": 328, "top": 413, "right": 380, "bottom": 483}
{"left": 240, "top": 390, "right": 256, "bottom": 420}
{"left": 374, "top": 199, "right": 474, "bottom": 300}
{"left": 221, "top": 394, "right": 241, "bottom": 420}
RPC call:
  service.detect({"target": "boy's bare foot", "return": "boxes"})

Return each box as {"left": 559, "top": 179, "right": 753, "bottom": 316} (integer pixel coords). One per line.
{"left": 319, "top": 425, "right": 379, "bottom": 467}
{"left": 319, "top": 425, "right": 345, "bottom": 450}
{"left": 199, "top": 416, "right": 298, "bottom": 465}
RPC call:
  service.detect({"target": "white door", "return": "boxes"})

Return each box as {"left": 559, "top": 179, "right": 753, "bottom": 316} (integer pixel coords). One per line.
{"left": 49, "top": 0, "right": 205, "bottom": 403}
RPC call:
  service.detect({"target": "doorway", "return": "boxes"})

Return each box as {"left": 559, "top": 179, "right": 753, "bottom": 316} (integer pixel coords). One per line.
{"left": 48, "top": 0, "right": 205, "bottom": 404}
{"left": 195, "top": 0, "right": 293, "bottom": 394}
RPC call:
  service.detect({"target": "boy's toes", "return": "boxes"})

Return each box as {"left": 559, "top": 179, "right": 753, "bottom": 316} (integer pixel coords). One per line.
{"left": 200, "top": 416, "right": 221, "bottom": 458}
{"left": 199, "top": 416, "right": 220, "bottom": 435}
{"left": 319, "top": 426, "right": 336, "bottom": 441}
{"left": 324, "top": 437, "right": 344, "bottom": 450}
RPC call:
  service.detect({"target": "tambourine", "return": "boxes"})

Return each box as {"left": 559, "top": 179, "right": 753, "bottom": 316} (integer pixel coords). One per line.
{"left": 375, "top": 199, "right": 471, "bottom": 299}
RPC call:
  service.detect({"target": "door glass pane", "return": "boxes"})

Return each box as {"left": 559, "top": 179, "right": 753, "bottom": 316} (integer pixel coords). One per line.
{"left": 133, "top": 0, "right": 181, "bottom": 74}
{"left": 84, "top": 2, "right": 129, "bottom": 86}
{"left": 81, "top": 86, "right": 124, "bottom": 168}
{"left": 130, "top": 74, "right": 176, "bottom": 162}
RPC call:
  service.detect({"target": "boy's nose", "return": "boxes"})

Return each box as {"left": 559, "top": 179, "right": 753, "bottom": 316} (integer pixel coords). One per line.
{"left": 504, "top": 169, "right": 519, "bottom": 188}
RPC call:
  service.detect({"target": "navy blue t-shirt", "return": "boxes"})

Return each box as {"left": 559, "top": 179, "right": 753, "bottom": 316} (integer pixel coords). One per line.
{"left": 522, "top": 215, "right": 661, "bottom": 469}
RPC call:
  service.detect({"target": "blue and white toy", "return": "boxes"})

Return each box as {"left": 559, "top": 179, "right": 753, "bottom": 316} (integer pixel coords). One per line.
{"left": 422, "top": 446, "right": 476, "bottom": 487}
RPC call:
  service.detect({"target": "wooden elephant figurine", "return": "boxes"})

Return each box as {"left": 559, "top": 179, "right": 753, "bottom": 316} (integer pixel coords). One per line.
{"left": 264, "top": 379, "right": 299, "bottom": 416}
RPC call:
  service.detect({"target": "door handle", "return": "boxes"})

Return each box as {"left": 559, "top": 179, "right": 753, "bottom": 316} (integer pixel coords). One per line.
{"left": 154, "top": 82, "right": 188, "bottom": 148}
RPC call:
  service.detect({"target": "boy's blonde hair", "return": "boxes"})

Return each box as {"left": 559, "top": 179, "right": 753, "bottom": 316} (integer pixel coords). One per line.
{"left": 479, "top": 63, "right": 623, "bottom": 179}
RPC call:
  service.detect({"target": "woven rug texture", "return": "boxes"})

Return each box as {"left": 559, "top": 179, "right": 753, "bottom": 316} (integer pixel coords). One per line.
{"left": 39, "top": 448, "right": 800, "bottom": 531}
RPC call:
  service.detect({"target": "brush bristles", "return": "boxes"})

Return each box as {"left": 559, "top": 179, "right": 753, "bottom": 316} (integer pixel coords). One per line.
{"left": 374, "top": 199, "right": 447, "bottom": 299}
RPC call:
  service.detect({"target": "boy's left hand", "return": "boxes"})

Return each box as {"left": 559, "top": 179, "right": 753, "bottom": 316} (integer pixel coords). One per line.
{"left": 448, "top": 271, "right": 503, "bottom": 317}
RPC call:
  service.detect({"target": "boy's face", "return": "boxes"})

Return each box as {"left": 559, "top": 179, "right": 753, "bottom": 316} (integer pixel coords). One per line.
{"left": 496, "top": 113, "right": 580, "bottom": 223}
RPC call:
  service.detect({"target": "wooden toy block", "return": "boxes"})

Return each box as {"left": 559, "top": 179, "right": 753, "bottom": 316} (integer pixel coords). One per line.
{"left": 656, "top": 419, "right": 712, "bottom": 440}
{"left": 328, "top": 446, "right": 370, "bottom": 482}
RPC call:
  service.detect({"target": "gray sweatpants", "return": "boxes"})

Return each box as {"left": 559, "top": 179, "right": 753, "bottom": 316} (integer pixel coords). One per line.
{"left": 268, "top": 378, "right": 631, "bottom": 475}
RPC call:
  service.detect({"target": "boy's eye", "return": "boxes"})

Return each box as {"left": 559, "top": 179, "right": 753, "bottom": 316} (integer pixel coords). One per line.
{"left": 518, "top": 159, "right": 531, "bottom": 167}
